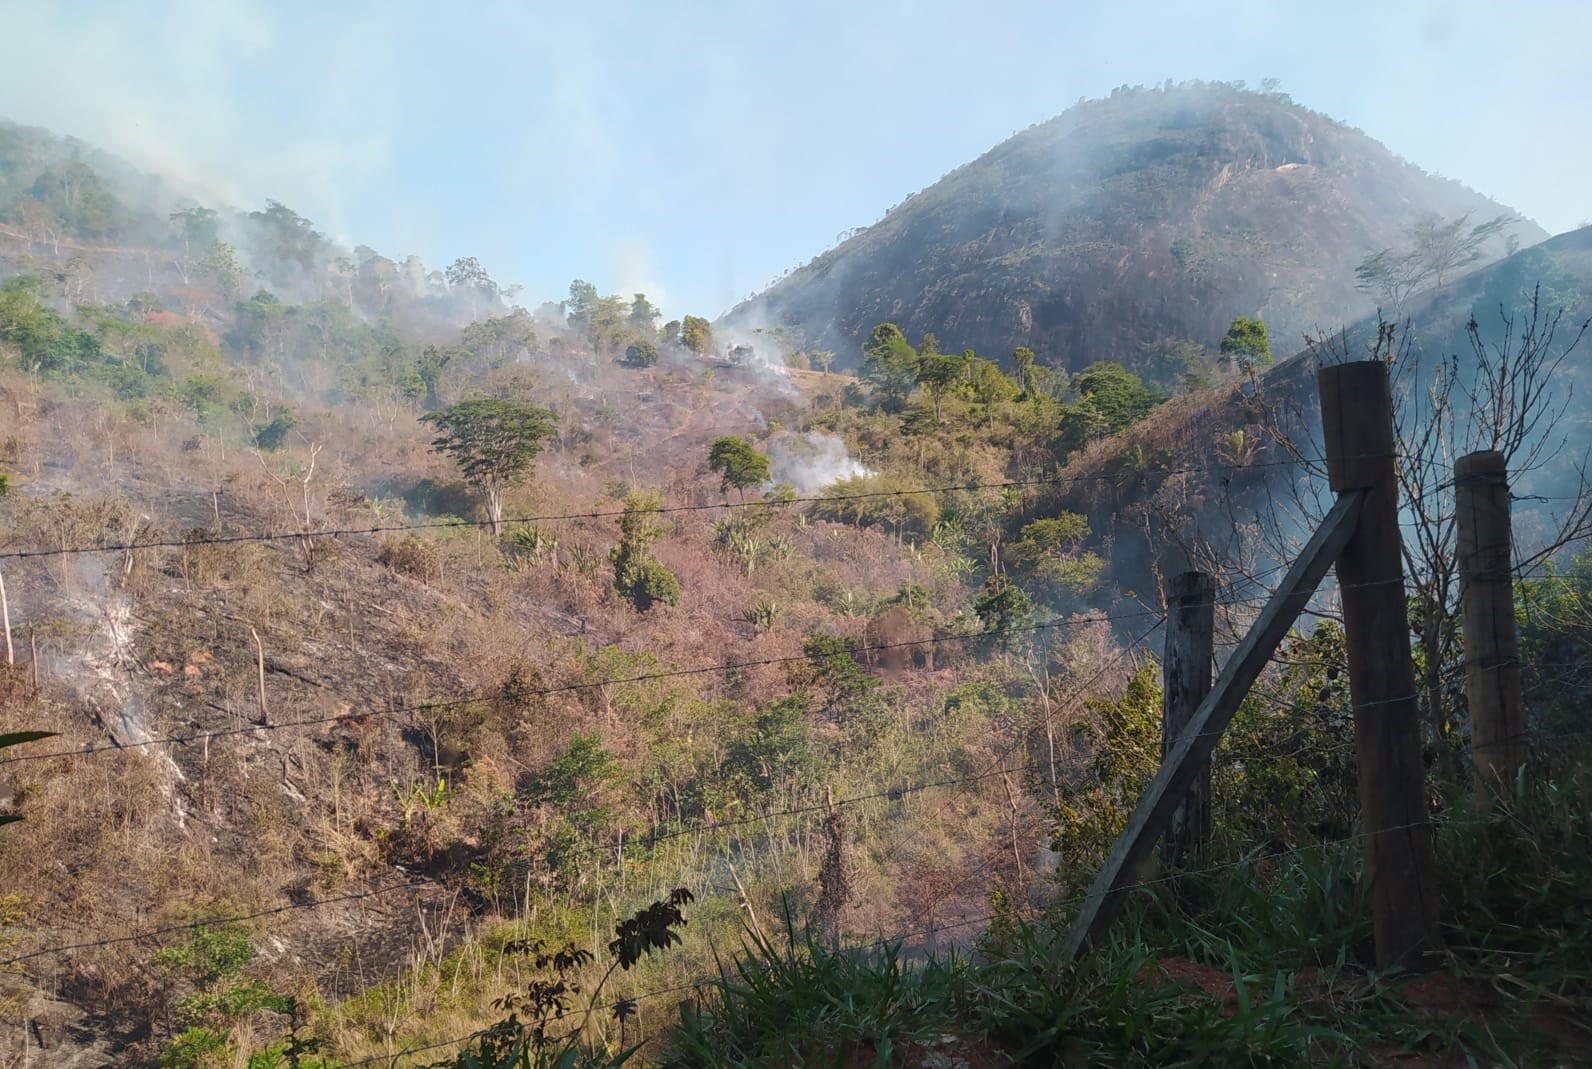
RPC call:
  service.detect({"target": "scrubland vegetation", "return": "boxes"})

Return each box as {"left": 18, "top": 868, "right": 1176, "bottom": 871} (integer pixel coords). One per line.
{"left": 0, "top": 93, "right": 1590, "bottom": 1068}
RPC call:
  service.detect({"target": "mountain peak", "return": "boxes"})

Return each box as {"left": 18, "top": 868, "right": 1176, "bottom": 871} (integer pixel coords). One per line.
{"left": 724, "top": 82, "right": 1544, "bottom": 379}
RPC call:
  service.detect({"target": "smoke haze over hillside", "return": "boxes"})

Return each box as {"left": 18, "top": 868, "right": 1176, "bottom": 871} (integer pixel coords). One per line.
{"left": 3, "top": 1, "right": 1589, "bottom": 319}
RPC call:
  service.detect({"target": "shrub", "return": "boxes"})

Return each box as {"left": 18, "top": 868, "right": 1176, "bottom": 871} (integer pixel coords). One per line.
{"left": 377, "top": 533, "right": 444, "bottom": 584}
{"left": 252, "top": 411, "right": 297, "bottom": 451}
{"left": 812, "top": 473, "right": 940, "bottom": 541}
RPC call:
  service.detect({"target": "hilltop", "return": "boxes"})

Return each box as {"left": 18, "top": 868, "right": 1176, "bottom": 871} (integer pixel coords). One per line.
{"left": 722, "top": 82, "right": 1543, "bottom": 379}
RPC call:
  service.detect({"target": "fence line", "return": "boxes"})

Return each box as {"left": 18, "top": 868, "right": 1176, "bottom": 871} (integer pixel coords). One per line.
{"left": 0, "top": 606, "right": 1165, "bottom": 767}
{"left": 0, "top": 452, "right": 1392, "bottom": 563}
{"left": 321, "top": 801, "right": 1511, "bottom": 1069}
{"left": 0, "top": 754, "right": 1053, "bottom": 969}
{"left": 1, "top": 566, "right": 1505, "bottom": 770}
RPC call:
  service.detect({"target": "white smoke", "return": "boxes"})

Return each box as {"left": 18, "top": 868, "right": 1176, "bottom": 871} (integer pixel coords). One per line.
{"left": 766, "top": 431, "right": 872, "bottom": 495}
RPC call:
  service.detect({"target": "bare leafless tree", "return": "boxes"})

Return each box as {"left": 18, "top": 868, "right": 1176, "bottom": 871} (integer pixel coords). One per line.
{"left": 1386, "top": 289, "right": 1591, "bottom": 772}
{"left": 1254, "top": 288, "right": 1592, "bottom": 774}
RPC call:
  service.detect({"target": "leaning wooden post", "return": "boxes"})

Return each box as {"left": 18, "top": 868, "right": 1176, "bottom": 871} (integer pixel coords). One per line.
{"left": 1455, "top": 450, "right": 1525, "bottom": 805}
{"left": 1318, "top": 360, "right": 1443, "bottom": 969}
{"left": 1162, "top": 571, "right": 1214, "bottom": 871}
{"left": 1061, "top": 490, "right": 1365, "bottom": 960}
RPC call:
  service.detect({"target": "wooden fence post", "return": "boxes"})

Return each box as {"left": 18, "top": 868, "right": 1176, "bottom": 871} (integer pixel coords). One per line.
{"left": 1162, "top": 571, "right": 1214, "bottom": 871}
{"left": 1318, "top": 360, "right": 1442, "bottom": 969}
{"left": 0, "top": 561, "right": 13, "bottom": 667}
{"left": 1455, "top": 450, "right": 1525, "bottom": 805}
{"left": 1061, "top": 490, "right": 1365, "bottom": 960}
{"left": 250, "top": 627, "right": 268, "bottom": 725}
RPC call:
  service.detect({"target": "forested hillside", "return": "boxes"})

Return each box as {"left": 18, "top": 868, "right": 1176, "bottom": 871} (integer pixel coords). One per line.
{"left": 722, "top": 82, "right": 1544, "bottom": 383}
{"left": 0, "top": 101, "right": 1590, "bottom": 1068}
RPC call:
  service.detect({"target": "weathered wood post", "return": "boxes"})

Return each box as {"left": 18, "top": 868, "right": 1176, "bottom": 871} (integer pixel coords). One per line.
{"left": 250, "top": 627, "right": 268, "bottom": 725}
{"left": 1318, "top": 360, "right": 1443, "bottom": 969}
{"left": 0, "top": 561, "right": 13, "bottom": 667}
{"left": 1061, "top": 490, "right": 1365, "bottom": 959}
{"left": 1162, "top": 571, "right": 1214, "bottom": 871}
{"left": 1455, "top": 450, "right": 1525, "bottom": 805}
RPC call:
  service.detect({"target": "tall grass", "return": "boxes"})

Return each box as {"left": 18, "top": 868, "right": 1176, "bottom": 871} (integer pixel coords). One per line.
{"left": 651, "top": 752, "right": 1592, "bottom": 1067}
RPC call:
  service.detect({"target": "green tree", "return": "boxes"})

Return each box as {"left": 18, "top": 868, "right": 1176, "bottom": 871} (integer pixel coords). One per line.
{"left": 0, "top": 276, "right": 99, "bottom": 374}
{"left": 410, "top": 344, "right": 462, "bottom": 411}
{"left": 245, "top": 199, "right": 325, "bottom": 276}
{"left": 813, "top": 473, "right": 940, "bottom": 542}
{"left": 681, "top": 314, "right": 714, "bottom": 356}
{"left": 1055, "top": 361, "right": 1162, "bottom": 453}
{"left": 198, "top": 241, "right": 244, "bottom": 301}
{"left": 1219, "top": 316, "right": 1271, "bottom": 374}
{"left": 535, "top": 732, "right": 622, "bottom": 832}
{"left": 914, "top": 350, "right": 967, "bottom": 423}
{"left": 1052, "top": 662, "right": 1162, "bottom": 891}
{"left": 226, "top": 290, "right": 288, "bottom": 364}
{"left": 253, "top": 412, "right": 297, "bottom": 452}
{"left": 420, "top": 398, "right": 556, "bottom": 536}
{"left": 722, "top": 697, "right": 813, "bottom": 799}
{"left": 972, "top": 575, "right": 1036, "bottom": 652}
{"left": 967, "top": 356, "right": 1017, "bottom": 424}
{"left": 862, "top": 322, "right": 919, "bottom": 412}
{"left": 585, "top": 293, "right": 630, "bottom": 355}
{"left": 707, "top": 436, "right": 771, "bottom": 499}
{"left": 1007, "top": 514, "right": 1105, "bottom": 602}
{"left": 1012, "top": 347, "right": 1038, "bottom": 399}
{"left": 565, "top": 279, "right": 599, "bottom": 336}
{"left": 628, "top": 293, "right": 661, "bottom": 335}
{"left": 168, "top": 206, "right": 219, "bottom": 256}
{"left": 612, "top": 491, "right": 680, "bottom": 611}
{"left": 800, "top": 634, "right": 872, "bottom": 702}
{"left": 624, "top": 339, "right": 659, "bottom": 367}
{"left": 26, "top": 161, "right": 126, "bottom": 240}
{"left": 462, "top": 309, "right": 538, "bottom": 365}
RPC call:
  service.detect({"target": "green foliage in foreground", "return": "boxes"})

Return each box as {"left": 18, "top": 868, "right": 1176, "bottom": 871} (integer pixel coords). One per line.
{"left": 429, "top": 890, "right": 694, "bottom": 1069}
{"left": 658, "top": 753, "right": 1592, "bottom": 1068}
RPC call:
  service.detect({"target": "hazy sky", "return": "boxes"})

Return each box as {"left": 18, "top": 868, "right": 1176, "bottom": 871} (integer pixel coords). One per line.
{"left": 3, "top": 0, "right": 1588, "bottom": 318}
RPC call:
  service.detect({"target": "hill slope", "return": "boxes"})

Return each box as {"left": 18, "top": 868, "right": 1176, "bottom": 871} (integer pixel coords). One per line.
{"left": 722, "top": 82, "right": 1544, "bottom": 376}
{"left": 1037, "top": 224, "right": 1592, "bottom": 597}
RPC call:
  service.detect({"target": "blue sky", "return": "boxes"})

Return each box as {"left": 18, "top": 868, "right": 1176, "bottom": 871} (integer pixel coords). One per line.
{"left": 3, "top": 0, "right": 1589, "bottom": 319}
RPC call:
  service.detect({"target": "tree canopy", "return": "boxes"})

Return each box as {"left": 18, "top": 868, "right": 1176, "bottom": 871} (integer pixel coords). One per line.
{"left": 1219, "top": 316, "right": 1271, "bottom": 373}
{"left": 624, "top": 339, "right": 659, "bottom": 367}
{"left": 420, "top": 398, "right": 556, "bottom": 536}
{"left": 707, "top": 436, "right": 771, "bottom": 498}
{"left": 862, "top": 322, "right": 919, "bottom": 411}
{"left": 681, "top": 315, "right": 714, "bottom": 356}
{"left": 1055, "top": 361, "right": 1162, "bottom": 454}
{"left": 914, "top": 350, "right": 967, "bottom": 423}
